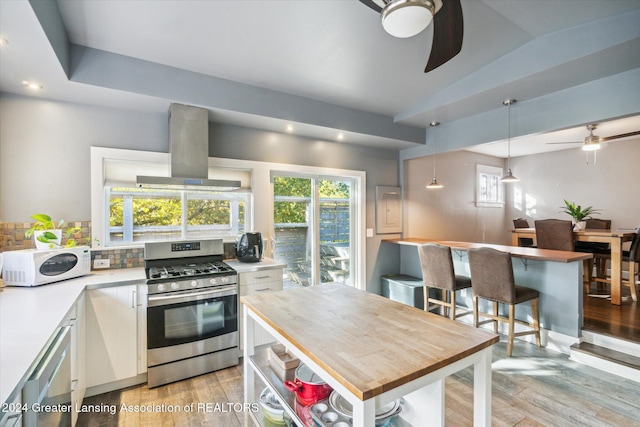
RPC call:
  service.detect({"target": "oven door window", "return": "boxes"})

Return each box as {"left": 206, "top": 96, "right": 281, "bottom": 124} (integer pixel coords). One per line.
{"left": 147, "top": 294, "right": 237, "bottom": 349}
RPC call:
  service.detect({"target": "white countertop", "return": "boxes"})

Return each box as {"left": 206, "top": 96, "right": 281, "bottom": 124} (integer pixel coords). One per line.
{"left": 0, "top": 268, "right": 145, "bottom": 404}
{"left": 224, "top": 257, "right": 286, "bottom": 273}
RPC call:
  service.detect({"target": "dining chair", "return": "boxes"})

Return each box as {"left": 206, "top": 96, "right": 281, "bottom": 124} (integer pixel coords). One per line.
{"left": 513, "top": 218, "right": 535, "bottom": 247}
{"left": 576, "top": 218, "right": 612, "bottom": 291}
{"left": 594, "top": 230, "right": 640, "bottom": 301}
{"left": 534, "top": 219, "right": 574, "bottom": 251}
{"left": 468, "top": 247, "right": 541, "bottom": 357}
{"left": 417, "top": 243, "right": 473, "bottom": 320}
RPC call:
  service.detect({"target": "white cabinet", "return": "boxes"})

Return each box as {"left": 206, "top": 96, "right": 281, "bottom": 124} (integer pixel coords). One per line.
{"left": 239, "top": 268, "right": 283, "bottom": 351}
{"left": 136, "top": 283, "right": 147, "bottom": 375}
{"left": 85, "top": 284, "right": 139, "bottom": 389}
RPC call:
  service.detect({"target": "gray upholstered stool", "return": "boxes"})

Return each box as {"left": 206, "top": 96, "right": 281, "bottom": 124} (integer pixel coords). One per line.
{"left": 468, "top": 247, "right": 541, "bottom": 357}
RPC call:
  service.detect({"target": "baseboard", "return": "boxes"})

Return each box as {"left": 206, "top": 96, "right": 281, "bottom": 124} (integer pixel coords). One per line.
{"left": 85, "top": 373, "right": 148, "bottom": 398}
{"left": 581, "top": 330, "right": 640, "bottom": 358}
{"left": 570, "top": 344, "right": 640, "bottom": 383}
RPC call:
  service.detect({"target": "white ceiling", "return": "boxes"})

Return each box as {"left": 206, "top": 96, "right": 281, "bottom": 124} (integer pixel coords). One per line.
{"left": 1, "top": 0, "right": 639, "bottom": 156}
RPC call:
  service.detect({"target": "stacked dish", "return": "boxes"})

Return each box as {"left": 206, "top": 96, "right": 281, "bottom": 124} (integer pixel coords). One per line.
{"left": 259, "top": 387, "right": 286, "bottom": 425}
{"left": 308, "top": 391, "right": 402, "bottom": 427}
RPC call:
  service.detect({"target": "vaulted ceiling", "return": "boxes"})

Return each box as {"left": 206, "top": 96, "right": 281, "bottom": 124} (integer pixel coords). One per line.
{"left": 1, "top": 0, "right": 639, "bottom": 157}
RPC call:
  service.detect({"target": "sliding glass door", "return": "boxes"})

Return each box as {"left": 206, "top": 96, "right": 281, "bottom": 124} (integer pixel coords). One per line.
{"left": 272, "top": 174, "right": 354, "bottom": 288}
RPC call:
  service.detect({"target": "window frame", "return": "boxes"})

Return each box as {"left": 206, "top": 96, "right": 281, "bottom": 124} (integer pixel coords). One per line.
{"left": 475, "top": 164, "right": 505, "bottom": 207}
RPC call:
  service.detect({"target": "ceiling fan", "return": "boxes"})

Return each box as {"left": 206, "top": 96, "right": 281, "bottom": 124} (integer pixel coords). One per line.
{"left": 547, "top": 124, "right": 640, "bottom": 151}
{"left": 359, "top": 0, "right": 464, "bottom": 72}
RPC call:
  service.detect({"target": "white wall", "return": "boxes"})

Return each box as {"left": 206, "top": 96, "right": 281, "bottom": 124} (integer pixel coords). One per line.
{"left": 506, "top": 138, "right": 640, "bottom": 231}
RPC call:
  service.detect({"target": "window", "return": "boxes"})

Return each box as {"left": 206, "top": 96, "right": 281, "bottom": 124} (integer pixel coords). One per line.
{"left": 91, "top": 147, "right": 252, "bottom": 247}
{"left": 476, "top": 164, "right": 504, "bottom": 207}
{"left": 106, "top": 186, "right": 249, "bottom": 245}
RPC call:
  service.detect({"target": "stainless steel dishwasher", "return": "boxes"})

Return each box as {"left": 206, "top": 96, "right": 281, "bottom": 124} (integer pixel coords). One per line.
{"left": 22, "top": 324, "right": 72, "bottom": 426}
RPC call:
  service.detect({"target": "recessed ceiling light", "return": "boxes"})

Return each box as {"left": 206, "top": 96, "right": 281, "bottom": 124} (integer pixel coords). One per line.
{"left": 286, "top": 124, "right": 294, "bottom": 132}
{"left": 22, "top": 80, "right": 43, "bottom": 90}
{"left": 0, "top": 38, "right": 8, "bottom": 46}
{"left": 337, "top": 133, "right": 344, "bottom": 141}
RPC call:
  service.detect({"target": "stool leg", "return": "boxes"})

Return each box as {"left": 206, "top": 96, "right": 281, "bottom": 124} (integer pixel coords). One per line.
{"left": 507, "top": 304, "right": 515, "bottom": 357}
{"left": 492, "top": 301, "right": 499, "bottom": 334}
{"left": 473, "top": 296, "right": 479, "bottom": 328}
{"left": 423, "top": 285, "right": 429, "bottom": 312}
{"left": 531, "top": 298, "right": 541, "bottom": 348}
{"left": 450, "top": 290, "right": 456, "bottom": 321}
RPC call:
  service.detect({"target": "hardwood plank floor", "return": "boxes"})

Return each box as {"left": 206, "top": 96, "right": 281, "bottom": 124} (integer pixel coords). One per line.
{"left": 583, "top": 286, "right": 639, "bottom": 343}
{"left": 77, "top": 340, "right": 640, "bottom": 427}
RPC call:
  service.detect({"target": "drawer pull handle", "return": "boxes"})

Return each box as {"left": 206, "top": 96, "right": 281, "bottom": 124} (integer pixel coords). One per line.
{"left": 255, "top": 275, "right": 270, "bottom": 279}
{"left": 255, "top": 288, "right": 271, "bottom": 292}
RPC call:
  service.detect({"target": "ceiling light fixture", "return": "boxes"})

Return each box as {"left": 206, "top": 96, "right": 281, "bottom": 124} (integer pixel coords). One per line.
{"left": 285, "top": 124, "right": 294, "bottom": 133}
{"left": 500, "top": 99, "right": 518, "bottom": 183}
{"left": 382, "top": 0, "right": 435, "bottom": 38}
{"left": 22, "top": 80, "right": 43, "bottom": 90}
{"left": 582, "top": 124, "right": 601, "bottom": 151}
{"left": 426, "top": 121, "right": 443, "bottom": 189}
{"left": 0, "top": 38, "right": 8, "bottom": 46}
{"left": 337, "top": 133, "right": 344, "bottom": 141}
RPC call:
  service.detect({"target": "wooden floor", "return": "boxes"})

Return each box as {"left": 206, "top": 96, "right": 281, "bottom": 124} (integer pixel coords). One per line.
{"left": 583, "top": 284, "right": 640, "bottom": 343}
{"left": 77, "top": 339, "right": 640, "bottom": 427}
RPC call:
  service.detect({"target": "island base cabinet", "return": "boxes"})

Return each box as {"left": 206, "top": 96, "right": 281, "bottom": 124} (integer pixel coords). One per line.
{"left": 85, "top": 284, "right": 142, "bottom": 395}
{"left": 239, "top": 269, "right": 283, "bottom": 351}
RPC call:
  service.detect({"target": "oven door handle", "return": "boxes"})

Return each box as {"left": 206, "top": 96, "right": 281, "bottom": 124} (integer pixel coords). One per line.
{"left": 148, "top": 285, "right": 237, "bottom": 307}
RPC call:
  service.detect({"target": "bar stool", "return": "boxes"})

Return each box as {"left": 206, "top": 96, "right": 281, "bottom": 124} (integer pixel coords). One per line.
{"left": 417, "top": 243, "right": 472, "bottom": 320}
{"left": 468, "top": 247, "right": 541, "bottom": 357}
{"left": 594, "top": 229, "right": 640, "bottom": 301}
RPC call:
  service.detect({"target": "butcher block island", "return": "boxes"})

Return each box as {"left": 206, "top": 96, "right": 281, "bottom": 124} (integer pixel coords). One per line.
{"left": 241, "top": 283, "right": 499, "bottom": 426}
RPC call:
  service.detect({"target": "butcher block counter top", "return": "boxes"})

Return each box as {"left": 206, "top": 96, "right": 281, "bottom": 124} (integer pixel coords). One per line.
{"left": 241, "top": 283, "right": 499, "bottom": 401}
{"left": 384, "top": 238, "right": 592, "bottom": 263}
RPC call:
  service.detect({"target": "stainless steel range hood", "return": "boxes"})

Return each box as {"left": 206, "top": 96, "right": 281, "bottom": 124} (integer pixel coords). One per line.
{"left": 136, "top": 103, "right": 241, "bottom": 191}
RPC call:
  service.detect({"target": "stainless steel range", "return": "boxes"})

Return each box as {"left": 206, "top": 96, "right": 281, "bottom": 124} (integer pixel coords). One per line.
{"left": 144, "top": 239, "right": 238, "bottom": 388}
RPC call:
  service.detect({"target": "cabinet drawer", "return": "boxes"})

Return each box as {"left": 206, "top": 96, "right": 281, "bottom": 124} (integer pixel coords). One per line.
{"left": 239, "top": 268, "right": 283, "bottom": 286}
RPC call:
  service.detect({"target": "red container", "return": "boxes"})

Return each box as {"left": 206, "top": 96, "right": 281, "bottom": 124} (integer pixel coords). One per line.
{"left": 284, "top": 364, "right": 333, "bottom": 406}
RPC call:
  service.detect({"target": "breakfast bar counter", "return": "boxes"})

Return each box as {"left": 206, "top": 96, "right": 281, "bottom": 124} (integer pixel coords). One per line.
{"left": 241, "top": 283, "right": 499, "bottom": 426}
{"left": 383, "top": 238, "right": 593, "bottom": 351}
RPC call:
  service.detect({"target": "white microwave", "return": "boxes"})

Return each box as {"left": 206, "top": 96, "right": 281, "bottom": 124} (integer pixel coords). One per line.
{"left": 2, "top": 246, "right": 91, "bottom": 287}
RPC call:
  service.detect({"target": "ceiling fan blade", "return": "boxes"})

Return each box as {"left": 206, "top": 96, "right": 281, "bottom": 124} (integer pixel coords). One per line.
{"left": 601, "top": 130, "right": 640, "bottom": 141}
{"left": 358, "top": 0, "right": 382, "bottom": 13}
{"left": 425, "top": 0, "right": 464, "bottom": 73}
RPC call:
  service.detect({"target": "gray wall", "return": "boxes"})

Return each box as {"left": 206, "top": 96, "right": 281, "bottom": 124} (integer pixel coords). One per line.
{"left": 404, "top": 150, "right": 508, "bottom": 244}
{"left": 0, "top": 93, "right": 400, "bottom": 293}
{"left": 404, "top": 140, "right": 640, "bottom": 246}
{"left": 0, "top": 93, "right": 167, "bottom": 222}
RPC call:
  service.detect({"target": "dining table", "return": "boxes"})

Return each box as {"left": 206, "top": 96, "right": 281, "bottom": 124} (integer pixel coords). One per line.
{"left": 512, "top": 228, "right": 636, "bottom": 305}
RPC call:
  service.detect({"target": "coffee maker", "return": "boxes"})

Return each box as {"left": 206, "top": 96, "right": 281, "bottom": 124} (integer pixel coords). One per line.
{"left": 235, "top": 232, "right": 263, "bottom": 263}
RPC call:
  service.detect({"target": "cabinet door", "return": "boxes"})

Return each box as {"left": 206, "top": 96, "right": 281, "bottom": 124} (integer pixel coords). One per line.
{"left": 239, "top": 269, "right": 283, "bottom": 350}
{"left": 85, "top": 285, "right": 138, "bottom": 388}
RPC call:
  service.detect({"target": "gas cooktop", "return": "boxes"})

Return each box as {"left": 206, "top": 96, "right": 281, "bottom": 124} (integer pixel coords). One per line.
{"left": 147, "top": 261, "right": 235, "bottom": 280}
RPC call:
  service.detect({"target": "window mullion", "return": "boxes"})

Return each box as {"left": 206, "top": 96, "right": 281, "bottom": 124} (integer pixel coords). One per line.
{"left": 181, "top": 192, "right": 188, "bottom": 239}
{"left": 123, "top": 195, "right": 134, "bottom": 242}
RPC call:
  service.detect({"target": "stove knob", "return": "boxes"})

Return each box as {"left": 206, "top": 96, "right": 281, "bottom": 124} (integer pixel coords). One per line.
{"left": 221, "top": 276, "right": 229, "bottom": 284}
{"left": 157, "top": 284, "right": 166, "bottom": 292}
{"left": 209, "top": 277, "right": 218, "bottom": 286}
{"left": 171, "top": 282, "right": 180, "bottom": 290}
{"left": 191, "top": 280, "right": 198, "bottom": 288}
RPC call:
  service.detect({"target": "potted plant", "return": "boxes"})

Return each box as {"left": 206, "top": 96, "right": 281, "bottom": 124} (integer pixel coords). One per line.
{"left": 560, "top": 200, "right": 601, "bottom": 230}
{"left": 24, "top": 213, "right": 84, "bottom": 250}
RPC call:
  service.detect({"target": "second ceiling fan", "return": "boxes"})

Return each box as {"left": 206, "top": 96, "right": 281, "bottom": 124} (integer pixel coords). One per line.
{"left": 359, "top": 0, "right": 464, "bottom": 72}
{"left": 547, "top": 124, "right": 640, "bottom": 151}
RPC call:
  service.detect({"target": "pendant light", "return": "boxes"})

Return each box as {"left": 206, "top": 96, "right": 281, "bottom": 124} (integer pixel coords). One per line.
{"left": 426, "top": 121, "right": 443, "bottom": 189}
{"left": 500, "top": 99, "right": 519, "bottom": 183}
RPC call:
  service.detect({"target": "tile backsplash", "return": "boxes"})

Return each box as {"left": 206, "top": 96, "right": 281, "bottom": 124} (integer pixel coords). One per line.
{"left": 1, "top": 221, "right": 237, "bottom": 271}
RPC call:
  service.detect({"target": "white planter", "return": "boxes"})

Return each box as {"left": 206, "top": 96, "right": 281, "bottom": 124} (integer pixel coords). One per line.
{"left": 574, "top": 221, "right": 587, "bottom": 231}
{"left": 34, "top": 229, "right": 62, "bottom": 250}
